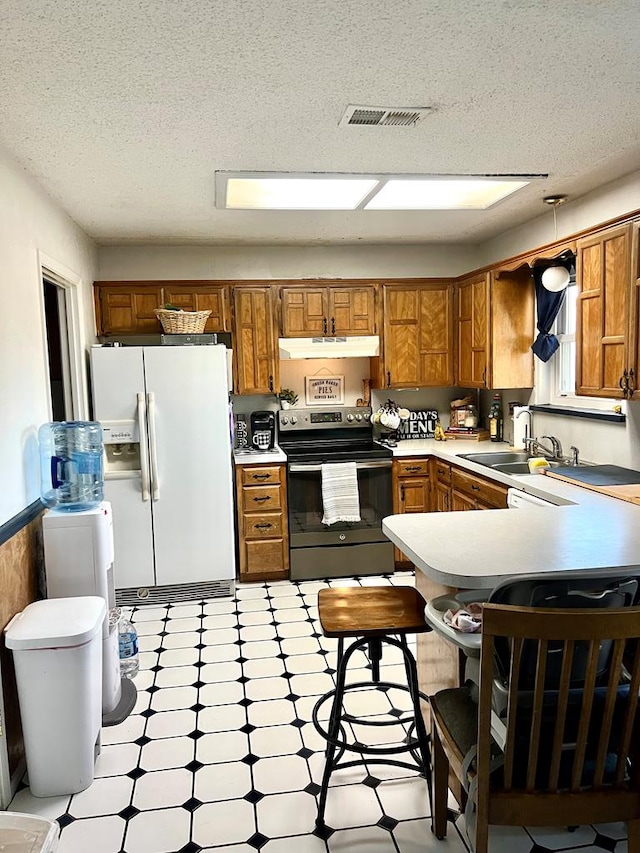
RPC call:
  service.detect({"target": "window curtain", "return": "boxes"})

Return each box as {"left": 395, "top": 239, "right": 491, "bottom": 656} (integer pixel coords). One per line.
{"left": 531, "top": 258, "right": 573, "bottom": 362}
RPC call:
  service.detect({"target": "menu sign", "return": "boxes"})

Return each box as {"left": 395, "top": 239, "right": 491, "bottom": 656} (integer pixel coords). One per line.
{"left": 396, "top": 410, "right": 438, "bottom": 439}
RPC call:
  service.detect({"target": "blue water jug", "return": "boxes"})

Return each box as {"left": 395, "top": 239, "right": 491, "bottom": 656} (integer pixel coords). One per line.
{"left": 39, "top": 421, "right": 104, "bottom": 511}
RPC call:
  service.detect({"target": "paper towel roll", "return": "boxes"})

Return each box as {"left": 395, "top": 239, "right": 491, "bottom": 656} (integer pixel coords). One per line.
{"left": 513, "top": 406, "right": 531, "bottom": 450}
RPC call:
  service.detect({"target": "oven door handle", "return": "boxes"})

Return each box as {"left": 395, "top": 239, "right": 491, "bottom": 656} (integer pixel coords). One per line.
{"left": 288, "top": 460, "right": 392, "bottom": 473}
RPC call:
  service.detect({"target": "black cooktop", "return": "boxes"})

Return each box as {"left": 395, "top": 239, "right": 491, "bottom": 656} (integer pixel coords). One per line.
{"left": 280, "top": 436, "right": 393, "bottom": 464}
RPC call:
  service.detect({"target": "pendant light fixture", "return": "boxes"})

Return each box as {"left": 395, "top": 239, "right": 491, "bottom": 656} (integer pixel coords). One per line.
{"left": 541, "top": 195, "right": 571, "bottom": 291}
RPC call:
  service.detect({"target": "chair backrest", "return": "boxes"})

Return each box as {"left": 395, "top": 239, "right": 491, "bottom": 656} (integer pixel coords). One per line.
{"left": 477, "top": 604, "right": 640, "bottom": 797}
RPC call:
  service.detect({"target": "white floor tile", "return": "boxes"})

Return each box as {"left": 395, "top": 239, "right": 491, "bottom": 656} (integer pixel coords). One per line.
{"left": 300, "top": 722, "right": 329, "bottom": 753}
{"left": 158, "top": 646, "right": 199, "bottom": 667}
{"left": 277, "top": 621, "right": 314, "bottom": 638}
{"left": 198, "top": 702, "right": 246, "bottom": 732}
{"left": 124, "top": 806, "right": 191, "bottom": 853}
{"left": 200, "top": 642, "right": 241, "bottom": 663}
{"left": 145, "top": 708, "right": 197, "bottom": 739}
{"left": 247, "top": 698, "right": 296, "bottom": 727}
{"left": 132, "top": 767, "right": 192, "bottom": 810}
{"left": 240, "top": 624, "right": 278, "bottom": 642}
{"left": 295, "top": 694, "right": 331, "bottom": 723}
{"left": 255, "top": 790, "right": 318, "bottom": 838}
{"left": 308, "top": 752, "right": 369, "bottom": 788}
{"left": 200, "top": 847, "right": 255, "bottom": 853}
{"left": 286, "top": 653, "right": 326, "bottom": 674}
{"left": 271, "top": 595, "right": 304, "bottom": 610}
{"left": 237, "top": 611, "right": 274, "bottom": 626}
{"left": 593, "top": 822, "right": 627, "bottom": 841}
{"left": 235, "top": 586, "right": 268, "bottom": 600}
{"left": 196, "top": 731, "right": 249, "bottom": 764}
{"left": 133, "top": 619, "right": 165, "bottom": 637}
{"left": 342, "top": 687, "right": 393, "bottom": 717}
{"left": 289, "top": 672, "right": 334, "bottom": 697}
{"left": 8, "top": 787, "right": 71, "bottom": 821}
{"left": 252, "top": 754, "right": 311, "bottom": 795}
{"left": 163, "top": 616, "right": 202, "bottom": 633}
{"left": 155, "top": 664, "right": 200, "bottom": 688}
{"left": 350, "top": 716, "right": 410, "bottom": 747}
{"left": 274, "top": 608, "right": 310, "bottom": 623}
{"left": 94, "top": 742, "right": 140, "bottom": 778}
{"left": 168, "top": 604, "right": 202, "bottom": 618}
{"left": 132, "top": 607, "right": 167, "bottom": 622}
{"left": 58, "top": 815, "right": 125, "bottom": 853}
{"left": 137, "top": 634, "right": 161, "bottom": 653}
{"left": 269, "top": 583, "right": 300, "bottom": 597}
{"left": 376, "top": 776, "right": 430, "bottom": 821}
{"left": 199, "top": 660, "right": 243, "bottom": 682}
{"left": 101, "top": 713, "right": 145, "bottom": 746}
{"left": 245, "top": 675, "right": 290, "bottom": 701}
{"left": 262, "top": 835, "right": 328, "bottom": 853}
{"left": 202, "top": 613, "right": 238, "bottom": 630}
{"left": 323, "top": 783, "right": 383, "bottom": 829}
{"left": 394, "top": 817, "right": 468, "bottom": 852}
{"left": 194, "top": 761, "right": 253, "bottom": 802}
{"left": 139, "top": 736, "right": 194, "bottom": 771}
{"left": 132, "top": 687, "right": 152, "bottom": 714}
{"left": 131, "top": 668, "right": 154, "bottom": 690}
{"left": 200, "top": 680, "right": 245, "bottom": 706}
{"left": 281, "top": 636, "right": 322, "bottom": 656}
{"left": 150, "top": 685, "right": 198, "bottom": 711}
{"left": 236, "top": 598, "right": 272, "bottom": 613}
{"left": 161, "top": 630, "right": 201, "bottom": 649}
{"left": 526, "top": 825, "right": 596, "bottom": 849}
{"left": 243, "top": 657, "right": 286, "bottom": 679}
{"left": 203, "top": 599, "right": 238, "bottom": 615}
{"left": 138, "top": 651, "right": 159, "bottom": 670}
{"left": 68, "top": 775, "right": 133, "bottom": 818}
{"left": 192, "top": 798, "right": 256, "bottom": 848}
{"left": 201, "top": 627, "right": 239, "bottom": 645}
{"left": 328, "top": 825, "right": 395, "bottom": 852}
{"left": 241, "top": 639, "right": 281, "bottom": 659}
{"left": 249, "top": 723, "right": 303, "bottom": 757}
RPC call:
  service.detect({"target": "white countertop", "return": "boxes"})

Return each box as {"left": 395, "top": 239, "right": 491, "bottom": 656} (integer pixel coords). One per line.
{"left": 382, "top": 438, "right": 640, "bottom": 589}
{"left": 233, "top": 445, "right": 287, "bottom": 464}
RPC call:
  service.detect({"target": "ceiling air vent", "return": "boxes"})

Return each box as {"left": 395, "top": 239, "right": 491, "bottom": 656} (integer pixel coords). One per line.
{"left": 339, "top": 105, "right": 432, "bottom": 128}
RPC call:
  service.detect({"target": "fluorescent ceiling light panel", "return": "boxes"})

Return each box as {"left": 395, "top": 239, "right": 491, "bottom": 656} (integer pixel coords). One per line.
{"left": 225, "top": 177, "right": 378, "bottom": 210}
{"left": 364, "top": 179, "right": 529, "bottom": 209}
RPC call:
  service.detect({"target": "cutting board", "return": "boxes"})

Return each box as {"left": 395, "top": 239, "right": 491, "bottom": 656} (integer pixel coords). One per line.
{"left": 546, "top": 465, "right": 640, "bottom": 505}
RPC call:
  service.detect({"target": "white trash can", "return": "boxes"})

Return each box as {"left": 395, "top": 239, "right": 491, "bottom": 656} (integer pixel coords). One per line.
{"left": 5, "top": 596, "right": 106, "bottom": 797}
{"left": 0, "top": 812, "right": 58, "bottom": 851}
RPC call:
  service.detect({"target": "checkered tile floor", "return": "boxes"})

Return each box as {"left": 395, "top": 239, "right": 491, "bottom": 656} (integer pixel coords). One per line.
{"left": 9, "top": 573, "right": 630, "bottom": 852}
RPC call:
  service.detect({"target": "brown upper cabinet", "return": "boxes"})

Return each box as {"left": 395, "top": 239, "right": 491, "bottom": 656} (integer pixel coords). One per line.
{"left": 279, "top": 284, "right": 377, "bottom": 337}
{"left": 381, "top": 283, "right": 454, "bottom": 388}
{"left": 576, "top": 223, "right": 633, "bottom": 398}
{"left": 233, "top": 286, "right": 278, "bottom": 395}
{"left": 95, "top": 281, "right": 230, "bottom": 335}
{"left": 456, "top": 268, "right": 534, "bottom": 389}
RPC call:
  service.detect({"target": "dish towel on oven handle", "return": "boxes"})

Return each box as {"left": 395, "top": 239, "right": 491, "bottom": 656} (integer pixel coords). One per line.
{"left": 321, "top": 462, "right": 361, "bottom": 526}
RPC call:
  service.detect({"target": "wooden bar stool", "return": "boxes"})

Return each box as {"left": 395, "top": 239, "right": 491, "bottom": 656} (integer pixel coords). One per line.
{"left": 312, "top": 585, "right": 432, "bottom": 828}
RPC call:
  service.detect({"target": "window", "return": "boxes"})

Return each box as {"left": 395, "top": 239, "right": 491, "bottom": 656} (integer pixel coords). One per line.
{"left": 554, "top": 282, "right": 577, "bottom": 398}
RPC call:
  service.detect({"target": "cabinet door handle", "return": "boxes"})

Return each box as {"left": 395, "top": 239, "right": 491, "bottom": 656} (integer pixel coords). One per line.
{"left": 331, "top": 317, "right": 336, "bottom": 335}
{"left": 482, "top": 367, "right": 487, "bottom": 387}
{"left": 437, "top": 468, "right": 446, "bottom": 476}
{"left": 269, "top": 374, "right": 274, "bottom": 392}
{"left": 323, "top": 317, "right": 328, "bottom": 335}
{"left": 471, "top": 484, "right": 480, "bottom": 491}
{"left": 629, "top": 368, "right": 636, "bottom": 394}
{"left": 254, "top": 522, "right": 273, "bottom": 530}
{"left": 444, "top": 494, "right": 449, "bottom": 511}
{"left": 386, "top": 371, "right": 391, "bottom": 387}
{"left": 405, "top": 466, "right": 421, "bottom": 472}
{"left": 252, "top": 473, "right": 271, "bottom": 480}
{"left": 400, "top": 484, "right": 405, "bottom": 502}
{"left": 253, "top": 495, "right": 272, "bottom": 503}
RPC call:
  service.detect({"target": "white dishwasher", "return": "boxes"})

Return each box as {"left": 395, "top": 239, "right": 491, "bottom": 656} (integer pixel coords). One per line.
{"left": 507, "top": 487, "right": 556, "bottom": 508}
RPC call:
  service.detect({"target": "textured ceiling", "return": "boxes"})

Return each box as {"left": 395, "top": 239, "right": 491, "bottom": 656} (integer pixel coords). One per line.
{"left": 1, "top": 0, "right": 639, "bottom": 245}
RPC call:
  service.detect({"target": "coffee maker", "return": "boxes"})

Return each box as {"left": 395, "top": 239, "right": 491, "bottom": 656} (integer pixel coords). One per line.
{"left": 250, "top": 410, "right": 276, "bottom": 451}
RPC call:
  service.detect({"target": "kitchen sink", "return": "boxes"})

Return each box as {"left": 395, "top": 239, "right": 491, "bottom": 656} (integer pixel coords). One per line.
{"left": 491, "top": 460, "right": 560, "bottom": 474}
{"left": 458, "top": 451, "right": 531, "bottom": 466}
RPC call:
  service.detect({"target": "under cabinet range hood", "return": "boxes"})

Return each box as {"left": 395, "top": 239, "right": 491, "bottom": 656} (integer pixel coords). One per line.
{"left": 278, "top": 336, "right": 380, "bottom": 359}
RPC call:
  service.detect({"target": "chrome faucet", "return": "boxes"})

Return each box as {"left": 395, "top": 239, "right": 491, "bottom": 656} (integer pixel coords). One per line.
{"left": 523, "top": 435, "right": 563, "bottom": 461}
{"left": 569, "top": 445, "right": 580, "bottom": 466}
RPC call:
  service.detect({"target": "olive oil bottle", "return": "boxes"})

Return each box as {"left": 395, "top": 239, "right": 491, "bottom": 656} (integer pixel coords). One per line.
{"left": 488, "top": 394, "right": 504, "bottom": 442}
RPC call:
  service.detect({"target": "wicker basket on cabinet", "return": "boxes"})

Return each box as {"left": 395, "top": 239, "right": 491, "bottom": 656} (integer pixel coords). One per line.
{"left": 154, "top": 309, "right": 211, "bottom": 334}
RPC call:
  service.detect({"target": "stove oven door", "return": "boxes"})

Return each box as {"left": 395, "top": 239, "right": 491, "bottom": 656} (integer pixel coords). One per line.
{"left": 287, "top": 459, "right": 393, "bottom": 548}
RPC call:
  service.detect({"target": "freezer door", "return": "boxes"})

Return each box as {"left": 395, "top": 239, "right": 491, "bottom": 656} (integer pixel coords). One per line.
{"left": 143, "top": 346, "right": 236, "bottom": 585}
{"left": 90, "top": 346, "right": 155, "bottom": 589}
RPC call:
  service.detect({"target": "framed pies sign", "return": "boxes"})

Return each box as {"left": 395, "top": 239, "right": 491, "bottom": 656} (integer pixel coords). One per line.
{"left": 304, "top": 375, "right": 345, "bottom": 406}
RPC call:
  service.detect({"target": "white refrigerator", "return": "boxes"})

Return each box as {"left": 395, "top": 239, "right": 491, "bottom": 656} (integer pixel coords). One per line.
{"left": 90, "top": 344, "right": 235, "bottom": 597}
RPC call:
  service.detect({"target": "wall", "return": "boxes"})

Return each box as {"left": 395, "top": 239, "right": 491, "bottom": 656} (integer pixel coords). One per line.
{"left": 96, "top": 243, "right": 481, "bottom": 281}
{"left": 0, "top": 145, "right": 97, "bottom": 527}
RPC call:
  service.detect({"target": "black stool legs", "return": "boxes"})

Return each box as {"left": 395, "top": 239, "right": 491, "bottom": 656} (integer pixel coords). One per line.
{"left": 313, "top": 634, "right": 432, "bottom": 828}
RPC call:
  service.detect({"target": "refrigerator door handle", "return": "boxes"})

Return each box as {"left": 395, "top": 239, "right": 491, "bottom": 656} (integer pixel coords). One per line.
{"left": 147, "top": 391, "right": 160, "bottom": 501}
{"left": 137, "top": 392, "right": 151, "bottom": 502}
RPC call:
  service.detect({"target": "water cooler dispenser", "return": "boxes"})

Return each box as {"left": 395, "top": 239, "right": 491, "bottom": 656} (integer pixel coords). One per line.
{"left": 43, "top": 503, "right": 137, "bottom": 725}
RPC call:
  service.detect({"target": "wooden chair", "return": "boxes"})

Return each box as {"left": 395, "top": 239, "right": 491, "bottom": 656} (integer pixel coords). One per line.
{"left": 430, "top": 603, "right": 640, "bottom": 853}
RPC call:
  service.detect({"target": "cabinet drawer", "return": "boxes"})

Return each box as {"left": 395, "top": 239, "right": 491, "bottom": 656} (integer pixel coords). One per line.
{"left": 242, "top": 484, "right": 283, "bottom": 513}
{"left": 451, "top": 469, "right": 508, "bottom": 509}
{"left": 397, "top": 459, "right": 429, "bottom": 477}
{"left": 241, "top": 466, "right": 282, "bottom": 486}
{"left": 244, "top": 538, "right": 288, "bottom": 574}
{"left": 244, "top": 512, "right": 284, "bottom": 540}
{"left": 433, "top": 460, "right": 452, "bottom": 484}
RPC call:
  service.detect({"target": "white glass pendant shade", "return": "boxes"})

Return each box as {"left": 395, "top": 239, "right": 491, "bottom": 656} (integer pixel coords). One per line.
{"left": 541, "top": 265, "right": 571, "bottom": 292}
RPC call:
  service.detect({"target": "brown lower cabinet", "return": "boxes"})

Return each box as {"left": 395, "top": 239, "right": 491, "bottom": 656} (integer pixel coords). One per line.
{"left": 392, "top": 458, "right": 431, "bottom": 566}
{"left": 450, "top": 466, "right": 508, "bottom": 510}
{"left": 236, "top": 464, "right": 289, "bottom": 582}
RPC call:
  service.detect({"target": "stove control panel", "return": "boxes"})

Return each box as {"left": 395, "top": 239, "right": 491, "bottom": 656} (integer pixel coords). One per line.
{"left": 278, "top": 406, "right": 372, "bottom": 432}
